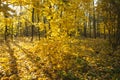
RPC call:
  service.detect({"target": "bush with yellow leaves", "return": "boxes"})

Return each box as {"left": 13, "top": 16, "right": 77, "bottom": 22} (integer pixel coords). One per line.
{"left": 31, "top": 37, "right": 120, "bottom": 80}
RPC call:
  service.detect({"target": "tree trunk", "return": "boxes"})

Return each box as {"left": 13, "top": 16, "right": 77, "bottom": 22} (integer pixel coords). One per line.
{"left": 89, "top": 13, "right": 92, "bottom": 38}
{"left": 31, "top": 8, "right": 34, "bottom": 41}
{"left": 4, "top": 25, "right": 8, "bottom": 41}
{"left": 104, "top": 25, "right": 106, "bottom": 39}
{"left": 84, "top": 22, "right": 87, "bottom": 37}
{"left": 37, "top": 13, "right": 40, "bottom": 40}
{"left": 38, "top": 28, "right": 40, "bottom": 40}
{"left": 11, "top": 23, "right": 14, "bottom": 40}
{"left": 31, "top": 25, "right": 34, "bottom": 41}
{"left": 93, "top": 1, "right": 96, "bottom": 38}
{"left": 116, "top": 13, "right": 120, "bottom": 45}
{"left": 96, "top": 13, "right": 100, "bottom": 37}
{"left": 4, "top": 16, "right": 8, "bottom": 41}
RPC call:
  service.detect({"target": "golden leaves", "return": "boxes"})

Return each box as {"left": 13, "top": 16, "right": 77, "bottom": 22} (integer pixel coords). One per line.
{"left": 0, "top": 58, "right": 9, "bottom": 62}
{"left": 10, "top": 0, "right": 31, "bottom": 5}
{"left": 38, "top": 22, "right": 44, "bottom": 31}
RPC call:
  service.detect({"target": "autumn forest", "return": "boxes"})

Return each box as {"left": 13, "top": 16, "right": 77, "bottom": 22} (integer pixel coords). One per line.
{"left": 0, "top": 0, "right": 120, "bottom": 80}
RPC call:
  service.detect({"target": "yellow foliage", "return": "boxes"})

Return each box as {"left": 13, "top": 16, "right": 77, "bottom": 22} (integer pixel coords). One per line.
{"left": 38, "top": 22, "right": 45, "bottom": 31}
{"left": 0, "top": 58, "right": 9, "bottom": 62}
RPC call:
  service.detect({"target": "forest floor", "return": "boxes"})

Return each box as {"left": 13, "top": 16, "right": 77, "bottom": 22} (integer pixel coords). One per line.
{"left": 0, "top": 37, "right": 120, "bottom": 80}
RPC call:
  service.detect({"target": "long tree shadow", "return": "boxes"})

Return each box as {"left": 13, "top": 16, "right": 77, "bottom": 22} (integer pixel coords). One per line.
{"left": 11, "top": 41, "right": 73, "bottom": 79}
{"left": 11, "top": 41, "right": 43, "bottom": 79}
{"left": 5, "top": 41, "right": 20, "bottom": 80}
{"left": 12, "top": 42, "right": 40, "bottom": 65}
{"left": 12, "top": 41, "right": 55, "bottom": 79}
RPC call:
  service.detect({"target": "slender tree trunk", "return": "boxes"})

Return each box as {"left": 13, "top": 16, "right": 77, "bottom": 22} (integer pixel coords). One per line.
{"left": 11, "top": 23, "right": 14, "bottom": 40}
{"left": 90, "top": 23, "right": 92, "bottom": 38}
{"left": 24, "top": 22, "right": 28, "bottom": 37}
{"left": 4, "top": 25, "right": 8, "bottom": 41}
{"left": 96, "top": 13, "right": 100, "bottom": 37}
{"left": 43, "top": 16, "right": 47, "bottom": 38}
{"left": 108, "top": 29, "right": 111, "bottom": 43}
{"left": 88, "top": 13, "right": 91, "bottom": 38}
{"left": 38, "top": 28, "right": 40, "bottom": 40}
{"left": 4, "top": 16, "right": 8, "bottom": 41}
{"left": 31, "top": 25, "right": 34, "bottom": 41}
{"left": 93, "top": 0, "right": 96, "bottom": 38}
{"left": 37, "top": 13, "right": 40, "bottom": 40}
{"left": 31, "top": 8, "right": 34, "bottom": 41}
{"left": 84, "top": 22, "right": 87, "bottom": 37}
{"left": 116, "top": 13, "right": 120, "bottom": 45}
{"left": 104, "top": 25, "right": 106, "bottom": 39}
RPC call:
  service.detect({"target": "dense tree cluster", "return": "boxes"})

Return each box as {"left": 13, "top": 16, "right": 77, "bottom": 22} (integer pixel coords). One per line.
{"left": 0, "top": 0, "right": 119, "bottom": 48}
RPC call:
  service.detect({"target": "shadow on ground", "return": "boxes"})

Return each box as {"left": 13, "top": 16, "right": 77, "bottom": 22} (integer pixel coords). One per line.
{"left": 5, "top": 41, "right": 20, "bottom": 80}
